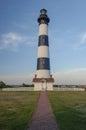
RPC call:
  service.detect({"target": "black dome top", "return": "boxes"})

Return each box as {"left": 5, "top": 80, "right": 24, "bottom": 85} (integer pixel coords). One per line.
{"left": 38, "top": 9, "right": 50, "bottom": 24}
{"left": 40, "top": 9, "right": 47, "bottom": 14}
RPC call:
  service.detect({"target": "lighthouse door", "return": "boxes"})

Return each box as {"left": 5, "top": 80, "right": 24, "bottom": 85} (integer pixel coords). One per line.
{"left": 41, "top": 79, "right": 47, "bottom": 91}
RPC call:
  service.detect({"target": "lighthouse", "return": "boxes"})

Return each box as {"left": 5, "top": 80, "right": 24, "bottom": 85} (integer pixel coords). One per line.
{"left": 33, "top": 9, "right": 54, "bottom": 91}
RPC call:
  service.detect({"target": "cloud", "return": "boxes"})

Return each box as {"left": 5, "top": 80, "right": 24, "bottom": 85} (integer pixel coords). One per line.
{"left": 0, "top": 32, "right": 23, "bottom": 50}
{"left": 53, "top": 68, "right": 86, "bottom": 85}
{"left": 81, "top": 33, "right": 86, "bottom": 44}
{"left": 0, "top": 32, "right": 36, "bottom": 51}
{"left": 74, "top": 32, "right": 86, "bottom": 50}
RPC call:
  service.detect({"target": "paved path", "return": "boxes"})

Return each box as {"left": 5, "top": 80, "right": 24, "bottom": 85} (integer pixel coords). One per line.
{"left": 28, "top": 91, "right": 58, "bottom": 130}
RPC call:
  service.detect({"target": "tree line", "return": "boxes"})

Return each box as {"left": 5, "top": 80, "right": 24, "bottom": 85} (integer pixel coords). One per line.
{"left": 0, "top": 81, "right": 34, "bottom": 89}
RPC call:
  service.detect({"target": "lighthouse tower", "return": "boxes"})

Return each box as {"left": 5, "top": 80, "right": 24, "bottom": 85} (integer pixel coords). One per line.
{"left": 33, "top": 9, "right": 54, "bottom": 91}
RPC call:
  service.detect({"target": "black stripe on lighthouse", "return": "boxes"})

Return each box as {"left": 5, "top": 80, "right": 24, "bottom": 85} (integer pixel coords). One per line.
{"left": 37, "top": 57, "right": 50, "bottom": 70}
{"left": 38, "top": 35, "right": 49, "bottom": 46}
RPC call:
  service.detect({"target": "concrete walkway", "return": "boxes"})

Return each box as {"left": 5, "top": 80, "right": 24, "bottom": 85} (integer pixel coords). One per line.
{"left": 28, "top": 91, "right": 58, "bottom": 130}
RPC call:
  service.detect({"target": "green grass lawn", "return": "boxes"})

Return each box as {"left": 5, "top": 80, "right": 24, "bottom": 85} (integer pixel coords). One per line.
{"left": 0, "top": 91, "right": 40, "bottom": 130}
{"left": 0, "top": 91, "right": 86, "bottom": 130}
{"left": 48, "top": 91, "right": 86, "bottom": 130}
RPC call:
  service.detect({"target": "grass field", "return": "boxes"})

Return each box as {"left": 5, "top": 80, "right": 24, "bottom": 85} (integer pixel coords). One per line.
{"left": 0, "top": 91, "right": 86, "bottom": 130}
{"left": 48, "top": 91, "right": 86, "bottom": 130}
{"left": 0, "top": 91, "right": 40, "bottom": 130}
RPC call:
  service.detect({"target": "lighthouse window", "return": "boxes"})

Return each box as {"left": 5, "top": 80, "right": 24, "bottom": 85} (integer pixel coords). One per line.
{"left": 39, "top": 35, "right": 48, "bottom": 46}
{"left": 42, "top": 20, "right": 44, "bottom": 22}
{"left": 42, "top": 37, "right": 45, "bottom": 43}
{"left": 41, "top": 19, "right": 45, "bottom": 24}
{"left": 37, "top": 58, "right": 50, "bottom": 70}
{"left": 42, "top": 59, "right": 45, "bottom": 64}
{"left": 40, "top": 36, "right": 45, "bottom": 43}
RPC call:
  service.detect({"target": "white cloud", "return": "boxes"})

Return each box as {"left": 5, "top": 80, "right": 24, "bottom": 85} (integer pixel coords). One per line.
{"left": 74, "top": 32, "right": 86, "bottom": 50}
{"left": 0, "top": 32, "right": 36, "bottom": 51}
{"left": 53, "top": 68, "right": 86, "bottom": 85}
{"left": 0, "top": 32, "right": 23, "bottom": 50}
{"left": 81, "top": 33, "right": 86, "bottom": 44}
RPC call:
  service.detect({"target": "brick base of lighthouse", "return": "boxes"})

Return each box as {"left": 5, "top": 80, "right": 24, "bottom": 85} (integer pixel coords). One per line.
{"left": 33, "top": 76, "right": 54, "bottom": 91}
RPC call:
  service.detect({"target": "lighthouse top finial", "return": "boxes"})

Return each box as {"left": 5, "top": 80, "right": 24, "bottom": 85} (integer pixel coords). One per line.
{"left": 40, "top": 9, "right": 47, "bottom": 14}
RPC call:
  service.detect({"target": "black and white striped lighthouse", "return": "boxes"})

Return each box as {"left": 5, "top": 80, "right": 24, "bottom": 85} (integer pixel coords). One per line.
{"left": 33, "top": 9, "right": 54, "bottom": 91}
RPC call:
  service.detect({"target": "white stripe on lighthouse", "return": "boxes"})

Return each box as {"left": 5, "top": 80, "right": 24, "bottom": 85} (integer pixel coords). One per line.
{"left": 36, "top": 70, "right": 50, "bottom": 78}
{"left": 38, "top": 46, "right": 49, "bottom": 58}
{"left": 39, "top": 24, "right": 48, "bottom": 35}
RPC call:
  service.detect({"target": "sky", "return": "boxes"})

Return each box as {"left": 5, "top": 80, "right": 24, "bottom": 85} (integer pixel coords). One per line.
{"left": 0, "top": 0, "right": 86, "bottom": 85}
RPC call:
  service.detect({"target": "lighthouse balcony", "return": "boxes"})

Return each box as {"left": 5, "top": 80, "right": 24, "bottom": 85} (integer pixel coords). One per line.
{"left": 33, "top": 77, "right": 54, "bottom": 83}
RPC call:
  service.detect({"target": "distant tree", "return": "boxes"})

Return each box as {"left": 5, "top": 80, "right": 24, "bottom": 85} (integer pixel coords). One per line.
{"left": 22, "top": 83, "right": 34, "bottom": 87}
{"left": 53, "top": 84, "right": 58, "bottom": 87}
{"left": 30, "top": 84, "right": 34, "bottom": 87}
{"left": 22, "top": 83, "right": 25, "bottom": 87}
{"left": 0, "top": 81, "right": 6, "bottom": 88}
{"left": 22, "top": 83, "right": 29, "bottom": 87}
{"left": 5, "top": 85, "right": 13, "bottom": 88}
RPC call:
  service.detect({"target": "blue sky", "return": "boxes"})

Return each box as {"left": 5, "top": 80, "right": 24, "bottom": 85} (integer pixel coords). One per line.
{"left": 0, "top": 0, "right": 86, "bottom": 85}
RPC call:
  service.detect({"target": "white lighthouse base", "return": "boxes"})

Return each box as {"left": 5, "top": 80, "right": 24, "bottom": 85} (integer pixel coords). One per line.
{"left": 34, "top": 82, "right": 53, "bottom": 91}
